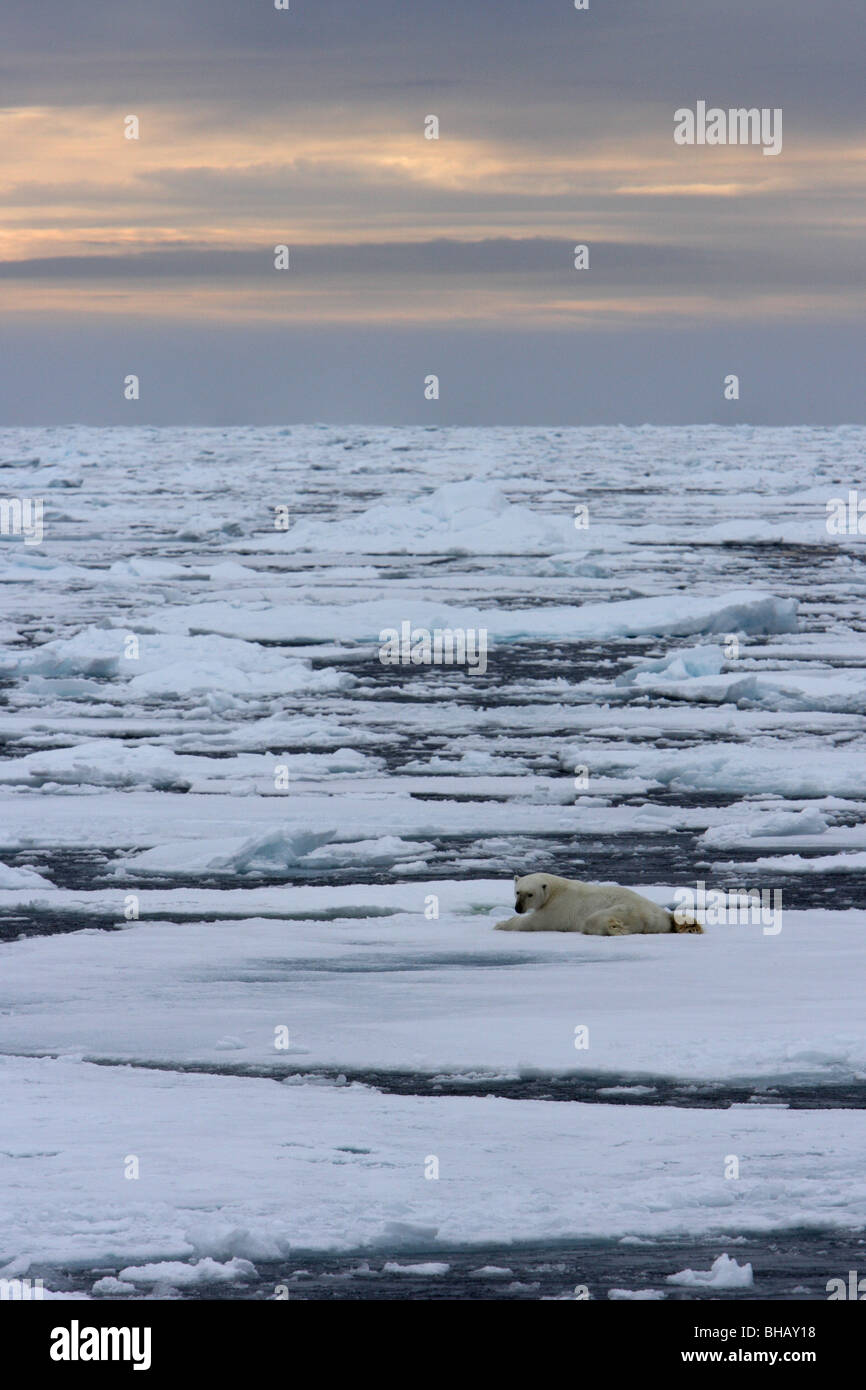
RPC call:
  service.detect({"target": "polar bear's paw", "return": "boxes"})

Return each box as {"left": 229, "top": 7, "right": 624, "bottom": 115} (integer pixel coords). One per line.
{"left": 605, "top": 919, "right": 628, "bottom": 935}
{"left": 672, "top": 920, "right": 704, "bottom": 934}
{"left": 494, "top": 916, "right": 523, "bottom": 931}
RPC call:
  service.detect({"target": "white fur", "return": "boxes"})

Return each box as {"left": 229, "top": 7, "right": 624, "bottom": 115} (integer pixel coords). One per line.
{"left": 495, "top": 872, "right": 678, "bottom": 936}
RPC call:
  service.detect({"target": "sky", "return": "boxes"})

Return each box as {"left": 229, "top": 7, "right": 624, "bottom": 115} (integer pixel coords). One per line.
{"left": 0, "top": 0, "right": 863, "bottom": 424}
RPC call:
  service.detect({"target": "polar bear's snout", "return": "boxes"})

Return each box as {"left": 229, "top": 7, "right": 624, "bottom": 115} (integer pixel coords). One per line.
{"left": 513, "top": 874, "right": 550, "bottom": 913}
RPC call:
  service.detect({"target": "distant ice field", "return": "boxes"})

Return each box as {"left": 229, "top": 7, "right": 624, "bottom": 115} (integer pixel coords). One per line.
{"left": 1, "top": 424, "right": 864, "bottom": 1297}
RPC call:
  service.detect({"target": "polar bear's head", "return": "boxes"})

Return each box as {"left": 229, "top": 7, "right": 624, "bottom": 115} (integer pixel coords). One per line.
{"left": 513, "top": 873, "right": 552, "bottom": 913}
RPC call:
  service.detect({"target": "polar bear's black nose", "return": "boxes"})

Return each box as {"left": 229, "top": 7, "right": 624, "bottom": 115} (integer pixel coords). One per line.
{"left": 515, "top": 897, "right": 527, "bottom": 913}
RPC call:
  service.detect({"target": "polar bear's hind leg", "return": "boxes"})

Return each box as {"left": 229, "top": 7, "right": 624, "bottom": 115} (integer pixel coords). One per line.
{"left": 669, "top": 912, "right": 704, "bottom": 934}
{"left": 581, "top": 909, "right": 628, "bottom": 936}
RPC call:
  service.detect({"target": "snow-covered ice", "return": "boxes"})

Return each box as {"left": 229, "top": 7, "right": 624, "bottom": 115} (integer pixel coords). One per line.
{"left": 667, "top": 1253, "right": 754, "bottom": 1289}
{"left": 1, "top": 424, "right": 865, "bottom": 1297}
{"left": 2, "top": 1055, "right": 866, "bottom": 1273}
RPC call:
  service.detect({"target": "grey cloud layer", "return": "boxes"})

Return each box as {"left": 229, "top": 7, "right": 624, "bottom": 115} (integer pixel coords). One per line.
{"left": 1, "top": 319, "right": 862, "bottom": 427}
{"left": 1, "top": 238, "right": 862, "bottom": 295}
{"left": 2, "top": 0, "right": 862, "bottom": 129}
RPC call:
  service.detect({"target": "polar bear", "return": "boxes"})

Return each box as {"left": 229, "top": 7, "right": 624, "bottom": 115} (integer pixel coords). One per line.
{"left": 495, "top": 873, "right": 703, "bottom": 935}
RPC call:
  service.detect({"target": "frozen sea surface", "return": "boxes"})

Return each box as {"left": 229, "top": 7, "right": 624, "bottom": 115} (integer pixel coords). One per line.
{"left": 1, "top": 424, "right": 864, "bottom": 1300}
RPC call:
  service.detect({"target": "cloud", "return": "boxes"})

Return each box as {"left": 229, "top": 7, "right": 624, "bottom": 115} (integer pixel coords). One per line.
{"left": 0, "top": 1, "right": 864, "bottom": 419}
{"left": 1, "top": 236, "right": 864, "bottom": 296}
{"left": 1, "top": 1, "right": 863, "bottom": 130}
{"left": 1, "top": 318, "right": 863, "bottom": 426}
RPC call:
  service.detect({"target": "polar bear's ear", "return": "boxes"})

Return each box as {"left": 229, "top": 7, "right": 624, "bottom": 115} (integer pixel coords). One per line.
{"left": 513, "top": 874, "right": 519, "bottom": 885}
{"left": 538, "top": 880, "right": 550, "bottom": 904}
